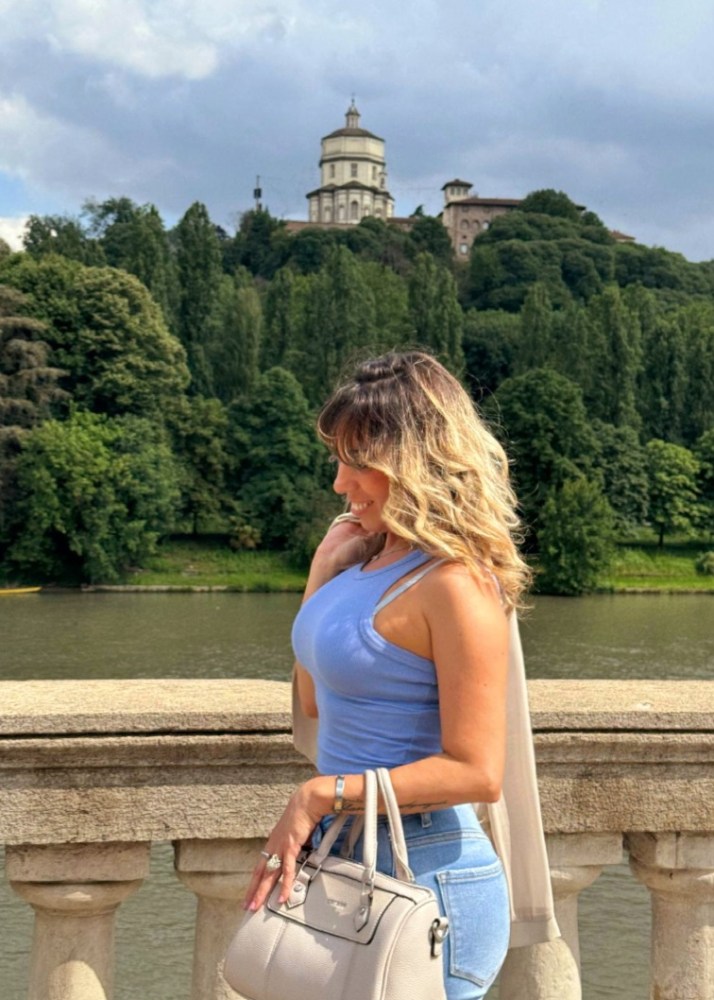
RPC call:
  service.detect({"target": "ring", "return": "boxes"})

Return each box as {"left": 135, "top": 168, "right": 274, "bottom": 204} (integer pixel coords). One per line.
{"left": 265, "top": 853, "right": 282, "bottom": 872}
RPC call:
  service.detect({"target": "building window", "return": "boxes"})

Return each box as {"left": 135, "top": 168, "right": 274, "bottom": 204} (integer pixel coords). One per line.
{"left": 351, "top": 163, "right": 358, "bottom": 178}
{"left": 380, "top": 176, "right": 385, "bottom": 188}
{"left": 375, "top": 208, "right": 382, "bottom": 217}
{"left": 460, "top": 243, "right": 469, "bottom": 255}
{"left": 482, "top": 221, "right": 490, "bottom": 230}
{"left": 338, "top": 204, "right": 345, "bottom": 221}
{"left": 330, "top": 164, "right": 335, "bottom": 178}
{"left": 460, "top": 219, "right": 470, "bottom": 230}
{"left": 350, "top": 200, "right": 359, "bottom": 221}
{"left": 363, "top": 205, "right": 371, "bottom": 217}
{"left": 324, "top": 206, "right": 332, "bottom": 222}
{"left": 372, "top": 165, "right": 377, "bottom": 180}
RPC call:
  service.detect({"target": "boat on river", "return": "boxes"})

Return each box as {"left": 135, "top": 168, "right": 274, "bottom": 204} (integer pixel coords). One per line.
{"left": 0, "top": 587, "right": 41, "bottom": 595}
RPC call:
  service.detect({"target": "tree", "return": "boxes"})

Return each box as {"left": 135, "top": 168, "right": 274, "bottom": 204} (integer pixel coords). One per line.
{"left": 408, "top": 216, "right": 454, "bottom": 266}
{"left": 1, "top": 256, "right": 190, "bottom": 420}
{"left": 520, "top": 189, "right": 583, "bottom": 222}
{"left": 486, "top": 369, "right": 598, "bottom": 546}
{"left": 694, "top": 429, "right": 714, "bottom": 540}
{"left": 23, "top": 214, "right": 105, "bottom": 266}
{"left": 297, "top": 246, "right": 378, "bottom": 405}
{"left": 462, "top": 309, "right": 520, "bottom": 399}
{"left": 585, "top": 286, "right": 641, "bottom": 429}
{"left": 169, "top": 396, "right": 234, "bottom": 535}
{"left": 7, "top": 410, "right": 180, "bottom": 582}
{"left": 174, "top": 202, "right": 223, "bottom": 393}
{"left": 592, "top": 421, "right": 649, "bottom": 532}
{"left": 230, "top": 209, "right": 288, "bottom": 279}
{"left": 536, "top": 476, "right": 615, "bottom": 595}
{"left": 261, "top": 267, "right": 307, "bottom": 370}
{"left": 0, "top": 286, "right": 68, "bottom": 551}
{"left": 208, "top": 273, "right": 262, "bottom": 402}
{"left": 677, "top": 302, "right": 714, "bottom": 446}
{"left": 407, "top": 253, "right": 464, "bottom": 374}
{"left": 645, "top": 439, "right": 700, "bottom": 546}
{"left": 84, "top": 198, "right": 179, "bottom": 328}
{"left": 517, "top": 283, "right": 554, "bottom": 371}
{"left": 229, "top": 367, "right": 325, "bottom": 550}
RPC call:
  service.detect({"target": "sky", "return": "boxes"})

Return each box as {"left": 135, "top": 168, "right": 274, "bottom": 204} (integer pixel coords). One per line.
{"left": 1, "top": 0, "right": 714, "bottom": 261}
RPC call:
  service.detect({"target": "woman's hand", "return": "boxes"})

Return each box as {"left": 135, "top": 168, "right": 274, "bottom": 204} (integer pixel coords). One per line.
{"left": 242, "top": 777, "right": 331, "bottom": 911}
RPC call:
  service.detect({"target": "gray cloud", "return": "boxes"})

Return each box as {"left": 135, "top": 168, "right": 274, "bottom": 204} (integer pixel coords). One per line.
{"left": 1, "top": 0, "right": 713, "bottom": 258}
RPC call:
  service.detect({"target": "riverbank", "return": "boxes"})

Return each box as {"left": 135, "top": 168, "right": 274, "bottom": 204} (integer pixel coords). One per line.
{"left": 121, "top": 537, "right": 714, "bottom": 593}
{"left": 4, "top": 537, "right": 713, "bottom": 594}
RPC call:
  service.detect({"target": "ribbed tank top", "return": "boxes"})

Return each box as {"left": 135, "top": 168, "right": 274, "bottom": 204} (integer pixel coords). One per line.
{"left": 291, "top": 549, "right": 442, "bottom": 775}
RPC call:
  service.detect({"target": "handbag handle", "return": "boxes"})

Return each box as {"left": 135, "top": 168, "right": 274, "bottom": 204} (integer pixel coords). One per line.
{"left": 375, "top": 767, "right": 414, "bottom": 883}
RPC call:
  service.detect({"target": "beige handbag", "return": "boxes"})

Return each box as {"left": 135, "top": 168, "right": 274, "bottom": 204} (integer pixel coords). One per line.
{"left": 223, "top": 768, "right": 448, "bottom": 1000}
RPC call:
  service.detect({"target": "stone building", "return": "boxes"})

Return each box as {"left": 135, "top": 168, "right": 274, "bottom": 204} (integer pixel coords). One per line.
{"left": 440, "top": 179, "right": 523, "bottom": 257}
{"left": 306, "top": 101, "right": 394, "bottom": 225}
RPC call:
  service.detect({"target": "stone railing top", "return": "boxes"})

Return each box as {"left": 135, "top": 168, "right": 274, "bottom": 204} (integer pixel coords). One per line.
{"left": 527, "top": 679, "right": 714, "bottom": 731}
{"left": 0, "top": 678, "right": 711, "bottom": 737}
{"left": 0, "top": 679, "right": 292, "bottom": 736}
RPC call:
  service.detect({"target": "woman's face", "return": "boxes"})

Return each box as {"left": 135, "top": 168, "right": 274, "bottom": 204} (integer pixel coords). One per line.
{"left": 332, "top": 460, "right": 391, "bottom": 532}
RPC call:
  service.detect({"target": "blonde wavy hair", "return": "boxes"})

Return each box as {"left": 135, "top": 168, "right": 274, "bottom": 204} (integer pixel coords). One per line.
{"left": 317, "top": 351, "right": 530, "bottom": 612}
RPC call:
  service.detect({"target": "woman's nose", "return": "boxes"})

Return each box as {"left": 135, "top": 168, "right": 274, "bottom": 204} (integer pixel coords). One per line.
{"left": 332, "top": 461, "right": 350, "bottom": 494}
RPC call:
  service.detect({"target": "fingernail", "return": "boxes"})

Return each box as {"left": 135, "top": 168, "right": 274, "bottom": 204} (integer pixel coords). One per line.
{"left": 249, "top": 900, "right": 258, "bottom": 911}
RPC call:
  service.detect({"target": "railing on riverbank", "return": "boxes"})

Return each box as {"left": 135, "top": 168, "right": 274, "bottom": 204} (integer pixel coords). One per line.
{"left": 1, "top": 678, "right": 712, "bottom": 1000}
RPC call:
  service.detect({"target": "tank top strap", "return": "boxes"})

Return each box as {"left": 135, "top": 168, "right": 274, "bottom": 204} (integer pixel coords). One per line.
{"left": 373, "top": 558, "right": 447, "bottom": 614}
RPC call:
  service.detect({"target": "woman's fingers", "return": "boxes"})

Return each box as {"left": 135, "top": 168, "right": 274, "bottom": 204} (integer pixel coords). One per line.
{"left": 243, "top": 846, "right": 301, "bottom": 911}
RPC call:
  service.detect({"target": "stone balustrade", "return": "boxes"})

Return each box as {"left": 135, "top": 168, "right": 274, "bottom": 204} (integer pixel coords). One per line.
{"left": 0, "top": 678, "right": 712, "bottom": 1000}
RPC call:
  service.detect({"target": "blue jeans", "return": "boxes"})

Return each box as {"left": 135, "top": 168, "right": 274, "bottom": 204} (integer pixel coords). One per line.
{"left": 316, "top": 804, "right": 510, "bottom": 999}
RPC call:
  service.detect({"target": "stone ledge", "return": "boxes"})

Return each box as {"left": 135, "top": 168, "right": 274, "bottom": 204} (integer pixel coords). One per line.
{"left": 0, "top": 679, "right": 292, "bottom": 735}
{"left": 1, "top": 679, "right": 712, "bottom": 737}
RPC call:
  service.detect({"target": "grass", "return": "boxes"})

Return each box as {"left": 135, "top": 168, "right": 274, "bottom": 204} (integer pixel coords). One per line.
{"left": 600, "top": 536, "right": 714, "bottom": 592}
{"left": 125, "top": 538, "right": 307, "bottom": 591}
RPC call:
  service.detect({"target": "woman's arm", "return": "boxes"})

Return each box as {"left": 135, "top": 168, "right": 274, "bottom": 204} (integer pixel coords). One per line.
{"left": 244, "top": 564, "right": 509, "bottom": 910}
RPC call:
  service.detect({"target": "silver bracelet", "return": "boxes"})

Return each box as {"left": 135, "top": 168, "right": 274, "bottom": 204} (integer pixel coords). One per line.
{"left": 334, "top": 774, "right": 346, "bottom": 814}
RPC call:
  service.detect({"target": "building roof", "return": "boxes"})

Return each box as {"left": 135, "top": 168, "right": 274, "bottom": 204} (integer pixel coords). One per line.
{"left": 610, "top": 229, "right": 636, "bottom": 243}
{"left": 441, "top": 179, "right": 473, "bottom": 190}
{"left": 322, "top": 126, "right": 383, "bottom": 140}
{"left": 306, "top": 181, "right": 394, "bottom": 199}
{"left": 447, "top": 196, "right": 523, "bottom": 208}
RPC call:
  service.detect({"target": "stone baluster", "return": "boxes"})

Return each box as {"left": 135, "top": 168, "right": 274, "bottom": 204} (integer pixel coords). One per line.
{"left": 175, "top": 837, "right": 263, "bottom": 1000}
{"left": 498, "top": 832, "right": 623, "bottom": 1000}
{"left": 7, "top": 842, "right": 150, "bottom": 1000}
{"left": 628, "top": 832, "right": 714, "bottom": 1000}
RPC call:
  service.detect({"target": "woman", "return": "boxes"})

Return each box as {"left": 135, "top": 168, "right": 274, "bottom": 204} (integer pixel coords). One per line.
{"left": 243, "top": 351, "right": 556, "bottom": 998}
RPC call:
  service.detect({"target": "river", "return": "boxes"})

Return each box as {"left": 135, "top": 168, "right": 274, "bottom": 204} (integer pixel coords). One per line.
{"left": 0, "top": 591, "right": 711, "bottom": 998}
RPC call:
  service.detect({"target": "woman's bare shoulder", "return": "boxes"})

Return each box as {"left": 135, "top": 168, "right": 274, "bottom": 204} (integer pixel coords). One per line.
{"left": 419, "top": 558, "right": 506, "bottom": 620}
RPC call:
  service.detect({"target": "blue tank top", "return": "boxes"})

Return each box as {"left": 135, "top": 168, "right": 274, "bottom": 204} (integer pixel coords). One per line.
{"left": 291, "top": 549, "right": 442, "bottom": 775}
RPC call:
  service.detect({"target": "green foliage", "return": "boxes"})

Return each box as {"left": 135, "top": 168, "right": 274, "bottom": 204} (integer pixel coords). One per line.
{"left": 169, "top": 396, "right": 234, "bottom": 535}
{"left": 408, "top": 253, "right": 464, "bottom": 374}
{"left": 23, "top": 214, "right": 105, "bottom": 266}
{"left": 207, "top": 273, "right": 262, "bottom": 402}
{"left": 229, "top": 367, "right": 327, "bottom": 550}
{"left": 676, "top": 302, "right": 714, "bottom": 446}
{"left": 645, "top": 439, "right": 700, "bottom": 546}
{"left": 462, "top": 309, "right": 520, "bottom": 399}
{"left": 229, "top": 209, "right": 288, "bottom": 279}
{"left": 517, "top": 283, "right": 554, "bottom": 371}
{"left": 486, "top": 369, "right": 598, "bottom": 546}
{"left": 1, "top": 256, "right": 190, "bottom": 419}
{"left": 694, "top": 429, "right": 714, "bottom": 539}
{"left": 592, "top": 422, "right": 649, "bottom": 532}
{"left": 408, "top": 216, "right": 454, "bottom": 266}
{"left": 261, "top": 267, "right": 307, "bottom": 370}
{"left": 174, "top": 202, "right": 223, "bottom": 393}
{"left": 84, "top": 198, "right": 179, "bottom": 328}
{"left": 295, "top": 246, "right": 378, "bottom": 405}
{"left": 6, "top": 410, "right": 180, "bottom": 582}
{"left": 536, "top": 476, "right": 615, "bottom": 595}
{"left": 695, "top": 551, "right": 714, "bottom": 576}
{"left": 585, "top": 286, "right": 641, "bottom": 429}
{"left": 520, "top": 189, "right": 584, "bottom": 222}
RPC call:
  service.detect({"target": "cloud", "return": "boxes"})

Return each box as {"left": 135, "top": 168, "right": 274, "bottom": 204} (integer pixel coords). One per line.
{"left": 0, "top": 216, "right": 27, "bottom": 250}
{"left": 0, "top": 0, "right": 713, "bottom": 258}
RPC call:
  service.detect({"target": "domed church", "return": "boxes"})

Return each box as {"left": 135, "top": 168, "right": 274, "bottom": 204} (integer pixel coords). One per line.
{"left": 306, "top": 101, "right": 394, "bottom": 224}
